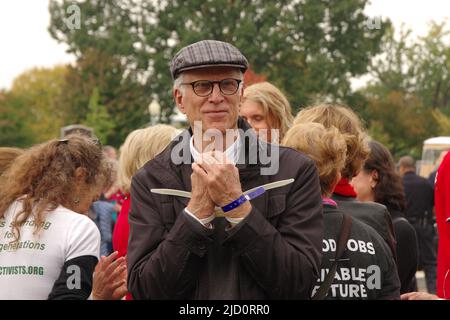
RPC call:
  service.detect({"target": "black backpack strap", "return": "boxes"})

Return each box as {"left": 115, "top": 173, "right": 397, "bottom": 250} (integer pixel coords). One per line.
{"left": 312, "top": 213, "right": 353, "bottom": 300}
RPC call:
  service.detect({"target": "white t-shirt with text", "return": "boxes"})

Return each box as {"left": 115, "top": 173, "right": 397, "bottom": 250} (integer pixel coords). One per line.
{"left": 0, "top": 201, "right": 100, "bottom": 299}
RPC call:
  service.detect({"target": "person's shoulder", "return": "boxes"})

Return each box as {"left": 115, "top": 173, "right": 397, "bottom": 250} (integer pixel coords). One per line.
{"left": 338, "top": 199, "right": 387, "bottom": 215}
{"left": 72, "top": 214, "right": 99, "bottom": 235}
{"left": 416, "top": 174, "right": 430, "bottom": 183}
{"left": 278, "top": 144, "right": 316, "bottom": 168}
{"left": 142, "top": 140, "right": 176, "bottom": 171}
{"left": 326, "top": 205, "right": 387, "bottom": 251}
{"left": 408, "top": 173, "right": 430, "bottom": 185}
{"left": 323, "top": 205, "right": 345, "bottom": 222}
{"left": 392, "top": 214, "right": 416, "bottom": 235}
{"left": 350, "top": 215, "right": 387, "bottom": 246}
{"left": 67, "top": 213, "right": 100, "bottom": 245}
{"left": 338, "top": 201, "right": 391, "bottom": 232}
{"left": 55, "top": 207, "right": 97, "bottom": 225}
{"left": 133, "top": 141, "right": 179, "bottom": 183}
{"left": 403, "top": 172, "right": 416, "bottom": 181}
{"left": 415, "top": 175, "right": 434, "bottom": 192}
{"left": 51, "top": 207, "right": 100, "bottom": 237}
{"left": 358, "top": 200, "right": 387, "bottom": 211}
{"left": 338, "top": 200, "right": 395, "bottom": 251}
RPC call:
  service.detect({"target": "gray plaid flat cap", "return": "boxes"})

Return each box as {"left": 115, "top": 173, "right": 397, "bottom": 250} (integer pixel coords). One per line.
{"left": 170, "top": 40, "right": 249, "bottom": 79}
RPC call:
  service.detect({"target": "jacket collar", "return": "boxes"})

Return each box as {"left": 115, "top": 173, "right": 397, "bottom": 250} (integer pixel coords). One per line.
{"left": 177, "top": 117, "right": 270, "bottom": 193}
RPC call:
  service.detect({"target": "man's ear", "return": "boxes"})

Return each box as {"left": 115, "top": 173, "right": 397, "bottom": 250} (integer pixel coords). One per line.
{"left": 173, "top": 88, "right": 185, "bottom": 114}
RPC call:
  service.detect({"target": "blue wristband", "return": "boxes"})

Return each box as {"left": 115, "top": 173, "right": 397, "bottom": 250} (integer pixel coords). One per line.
{"left": 222, "top": 195, "right": 247, "bottom": 213}
{"left": 245, "top": 186, "right": 265, "bottom": 200}
{"left": 221, "top": 187, "right": 265, "bottom": 213}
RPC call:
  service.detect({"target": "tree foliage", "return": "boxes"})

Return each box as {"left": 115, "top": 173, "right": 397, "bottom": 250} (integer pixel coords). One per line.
{"left": 84, "top": 86, "right": 115, "bottom": 143}
{"left": 48, "top": 0, "right": 387, "bottom": 118}
{"left": 0, "top": 90, "right": 34, "bottom": 147}
{"left": 57, "top": 48, "right": 149, "bottom": 146}
{"left": 414, "top": 22, "right": 450, "bottom": 111}
{"left": 361, "top": 22, "right": 450, "bottom": 158}
{"left": 8, "top": 0, "right": 449, "bottom": 159}
{"left": 0, "top": 66, "right": 68, "bottom": 146}
{"left": 364, "top": 90, "right": 435, "bottom": 158}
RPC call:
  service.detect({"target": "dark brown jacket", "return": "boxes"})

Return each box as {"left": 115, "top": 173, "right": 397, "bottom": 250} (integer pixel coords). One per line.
{"left": 127, "top": 119, "right": 323, "bottom": 299}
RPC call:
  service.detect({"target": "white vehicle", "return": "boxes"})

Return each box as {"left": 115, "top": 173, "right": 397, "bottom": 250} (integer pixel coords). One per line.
{"left": 418, "top": 137, "right": 450, "bottom": 178}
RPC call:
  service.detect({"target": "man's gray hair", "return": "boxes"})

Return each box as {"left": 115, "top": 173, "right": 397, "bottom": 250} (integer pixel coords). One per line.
{"left": 173, "top": 73, "right": 185, "bottom": 93}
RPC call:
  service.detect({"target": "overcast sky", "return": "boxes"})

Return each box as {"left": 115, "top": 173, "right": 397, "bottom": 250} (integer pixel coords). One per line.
{"left": 0, "top": 0, "right": 449, "bottom": 90}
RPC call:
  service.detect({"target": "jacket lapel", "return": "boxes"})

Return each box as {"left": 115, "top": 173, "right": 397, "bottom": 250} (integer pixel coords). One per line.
{"left": 167, "top": 118, "right": 274, "bottom": 217}
{"left": 167, "top": 130, "right": 193, "bottom": 210}
{"left": 179, "top": 162, "right": 192, "bottom": 191}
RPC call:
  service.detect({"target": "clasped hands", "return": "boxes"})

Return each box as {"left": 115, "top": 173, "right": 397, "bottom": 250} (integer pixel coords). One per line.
{"left": 186, "top": 151, "right": 251, "bottom": 222}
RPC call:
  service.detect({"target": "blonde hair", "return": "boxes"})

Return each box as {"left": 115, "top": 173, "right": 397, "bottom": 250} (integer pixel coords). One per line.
{"left": 242, "top": 82, "right": 293, "bottom": 140}
{"left": 282, "top": 122, "right": 347, "bottom": 195}
{"left": 294, "top": 104, "right": 369, "bottom": 179}
{"left": 118, "top": 124, "right": 179, "bottom": 193}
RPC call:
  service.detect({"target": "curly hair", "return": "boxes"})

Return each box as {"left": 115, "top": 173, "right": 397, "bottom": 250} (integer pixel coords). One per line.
{"left": 0, "top": 147, "right": 24, "bottom": 176}
{"left": 242, "top": 82, "right": 294, "bottom": 141}
{"left": 294, "top": 104, "right": 369, "bottom": 179}
{"left": 364, "top": 140, "right": 406, "bottom": 212}
{"left": 282, "top": 122, "right": 347, "bottom": 196}
{"left": 0, "top": 135, "right": 109, "bottom": 243}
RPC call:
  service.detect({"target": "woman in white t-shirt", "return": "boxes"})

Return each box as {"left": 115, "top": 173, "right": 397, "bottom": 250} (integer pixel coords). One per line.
{"left": 0, "top": 135, "right": 124, "bottom": 300}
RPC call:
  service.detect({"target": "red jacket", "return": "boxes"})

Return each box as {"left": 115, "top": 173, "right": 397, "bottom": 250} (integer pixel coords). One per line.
{"left": 112, "top": 194, "right": 133, "bottom": 300}
{"left": 112, "top": 194, "right": 130, "bottom": 258}
{"left": 435, "top": 152, "right": 450, "bottom": 299}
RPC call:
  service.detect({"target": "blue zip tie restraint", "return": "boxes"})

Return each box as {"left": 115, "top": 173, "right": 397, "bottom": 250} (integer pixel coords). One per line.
{"left": 221, "top": 186, "right": 265, "bottom": 213}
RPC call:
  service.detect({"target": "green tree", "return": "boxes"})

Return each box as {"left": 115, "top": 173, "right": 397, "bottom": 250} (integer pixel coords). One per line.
{"left": 57, "top": 48, "right": 149, "bottom": 147}
{"left": 361, "top": 22, "right": 450, "bottom": 157}
{"left": 414, "top": 22, "right": 450, "bottom": 111}
{"left": 0, "top": 90, "right": 34, "bottom": 147}
{"left": 364, "top": 91, "right": 435, "bottom": 158}
{"left": 432, "top": 109, "right": 450, "bottom": 136}
{"left": 48, "top": 0, "right": 388, "bottom": 117}
{"left": 0, "top": 66, "right": 68, "bottom": 146}
{"left": 84, "top": 87, "right": 115, "bottom": 143}
{"left": 366, "top": 25, "right": 417, "bottom": 96}
{"left": 369, "top": 22, "right": 450, "bottom": 111}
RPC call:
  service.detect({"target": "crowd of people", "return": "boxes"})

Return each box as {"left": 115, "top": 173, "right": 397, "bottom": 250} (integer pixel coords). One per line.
{"left": 0, "top": 40, "right": 448, "bottom": 300}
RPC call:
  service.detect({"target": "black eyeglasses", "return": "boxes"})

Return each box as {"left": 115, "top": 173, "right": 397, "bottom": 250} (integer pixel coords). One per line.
{"left": 180, "top": 78, "right": 242, "bottom": 97}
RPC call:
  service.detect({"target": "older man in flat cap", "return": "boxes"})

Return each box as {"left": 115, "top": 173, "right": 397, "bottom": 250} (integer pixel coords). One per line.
{"left": 127, "top": 40, "right": 323, "bottom": 299}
